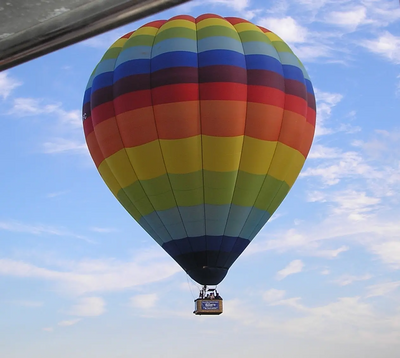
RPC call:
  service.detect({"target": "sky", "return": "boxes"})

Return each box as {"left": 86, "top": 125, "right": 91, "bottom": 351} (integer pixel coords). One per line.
{"left": 1, "top": 0, "right": 400, "bottom": 357}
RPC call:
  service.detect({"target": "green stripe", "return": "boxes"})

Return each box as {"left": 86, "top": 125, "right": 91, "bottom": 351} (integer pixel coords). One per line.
{"left": 197, "top": 26, "right": 239, "bottom": 41}
{"left": 154, "top": 28, "right": 196, "bottom": 44}
{"left": 116, "top": 171, "right": 290, "bottom": 220}
{"left": 238, "top": 30, "right": 272, "bottom": 44}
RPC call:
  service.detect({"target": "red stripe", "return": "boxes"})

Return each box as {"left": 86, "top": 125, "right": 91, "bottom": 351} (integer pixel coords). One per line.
{"left": 114, "top": 91, "right": 153, "bottom": 114}
{"left": 91, "top": 102, "right": 115, "bottom": 127}
{"left": 247, "top": 86, "right": 285, "bottom": 107}
{"left": 200, "top": 83, "right": 247, "bottom": 101}
{"left": 225, "top": 17, "right": 249, "bottom": 25}
{"left": 306, "top": 108, "right": 316, "bottom": 127}
{"left": 169, "top": 15, "right": 195, "bottom": 22}
{"left": 285, "top": 94, "right": 308, "bottom": 117}
{"left": 140, "top": 20, "right": 166, "bottom": 29}
{"left": 257, "top": 26, "right": 271, "bottom": 33}
{"left": 152, "top": 84, "right": 199, "bottom": 105}
{"left": 196, "top": 14, "right": 224, "bottom": 22}
{"left": 83, "top": 116, "right": 94, "bottom": 137}
{"left": 121, "top": 31, "right": 134, "bottom": 39}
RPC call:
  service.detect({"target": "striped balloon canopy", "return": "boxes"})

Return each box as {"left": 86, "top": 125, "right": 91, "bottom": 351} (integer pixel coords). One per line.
{"left": 83, "top": 14, "right": 316, "bottom": 285}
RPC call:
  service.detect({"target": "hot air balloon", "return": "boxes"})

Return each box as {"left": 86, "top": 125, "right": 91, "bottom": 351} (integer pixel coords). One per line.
{"left": 82, "top": 14, "right": 316, "bottom": 312}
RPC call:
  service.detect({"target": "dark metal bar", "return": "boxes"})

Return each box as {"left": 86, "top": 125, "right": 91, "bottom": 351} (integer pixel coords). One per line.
{"left": 0, "top": 0, "right": 191, "bottom": 71}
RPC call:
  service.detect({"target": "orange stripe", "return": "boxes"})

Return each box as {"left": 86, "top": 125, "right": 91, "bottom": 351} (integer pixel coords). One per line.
{"left": 116, "top": 107, "right": 158, "bottom": 147}
{"left": 245, "top": 103, "right": 283, "bottom": 141}
{"left": 86, "top": 131, "right": 104, "bottom": 168}
{"left": 225, "top": 17, "right": 250, "bottom": 25}
{"left": 154, "top": 101, "right": 201, "bottom": 139}
{"left": 201, "top": 100, "right": 247, "bottom": 137}
{"left": 299, "top": 122, "right": 315, "bottom": 158}
{"left": 285, "top": 94, "right": 307, "bottom": 117}
{"left": 278, "top": 111, "right": 307, "bottom": 156}
{"left": 94, "top": 117, "right": 124, "bottom": 159}
{"left": 140, "top": 20, "right": 166, "bottom": 29}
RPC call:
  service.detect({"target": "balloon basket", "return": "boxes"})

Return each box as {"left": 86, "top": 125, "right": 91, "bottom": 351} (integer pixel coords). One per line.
{"left": 193, "top": 285, "right": 223, "bottom": 315}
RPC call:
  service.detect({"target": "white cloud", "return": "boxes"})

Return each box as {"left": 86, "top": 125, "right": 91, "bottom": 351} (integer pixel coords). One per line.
{"left": 42, "top": 138, "right": 87, "bottom": 154}
{"left": 370, "top": 242, "right": 400, "bottom": 269}
{"left": 0, "top": 72, "right": 21, "bottom": 99}
{"left": 263, "top": 289, "right": 286, "bottom": 303}
{"left": 58, "top": 318, "right": 81, "bottom": 326}
{"left": 313, "top": 89, "right": 343, "bottom": 136}
{"left": 276, "top": 260, "right": 304, "bottom": 280}
{"left": 366, "top": 281, "right": 400, "bottom": 298}
{"left": 258, "top": 16, "right": 308, "bottom": 44}
{"left": 324, "top": 6, "right": 368, "bottom": 31}
{"left": 333, "top": 274, "right": 373, "bottom": 286}
{"left": 0, "top": 249, "right": 181, "bottom": 296}
{"left": 361, "top": 31, "right": 400, "bottom": 64}
{"left": 130, "top": 293, "right": 158, "bottom": 309}
{"left": 42, "top": 327, "right": 54, "bottom": 332}
{"left": 90, "top": 227, "right": 117, "bottom": 234}
{"left": 68, "top": 297, "right": 105, "bottom": 317}
{"left": 0, "top": 220, "right": 89, "bottom": 241}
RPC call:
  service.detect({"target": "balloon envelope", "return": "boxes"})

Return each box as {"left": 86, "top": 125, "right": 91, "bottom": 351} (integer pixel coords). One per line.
{"left": 83, "top": 14, "right": 316, "bottom": 285}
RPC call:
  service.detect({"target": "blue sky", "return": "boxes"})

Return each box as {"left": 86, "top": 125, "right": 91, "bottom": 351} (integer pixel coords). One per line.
{"left": 1, "top": 0, "right": 400, "bottom": 357}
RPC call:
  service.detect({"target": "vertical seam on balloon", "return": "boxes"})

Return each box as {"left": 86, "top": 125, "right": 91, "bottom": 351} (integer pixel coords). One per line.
{"left": 237, "top": 27, "right": 286, "bottom": 242}
{"left": 218, "top": 18, "right": 249, "bottom": 270}
{"left": 87, "top": 36, "right": 166, "bottom": 245}
{"left": 111, "top": 30, "right": 172, "bottom": 245}
{"left": 148, "top": 19, "right": 194, "bottom": 258}
{"left": 196, "top": 15, "right": 208, "bottom": 270}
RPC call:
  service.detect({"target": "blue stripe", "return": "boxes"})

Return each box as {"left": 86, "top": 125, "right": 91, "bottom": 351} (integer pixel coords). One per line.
{"left": 305, "top": 79, "right": 314, "bottom": 95}
{"left": 246, "top": 54, "right": 283, "bottom": 74}
{"left": 151, "top": 51, "right": 198, "bottom": 72}
{"left": 114, "top": 59, "right": 150, "bottom": 81}
{"left": 162, "top": 235, "right": 250, "bottom": 256}
{"left": 282, "top": 64, "right": 304, "bottom": 82}
{"left": 91, "top": 72, "right": 114, "bottom": 92}
{"left": 198, "top": 50, "right": 246, "bottom": 68}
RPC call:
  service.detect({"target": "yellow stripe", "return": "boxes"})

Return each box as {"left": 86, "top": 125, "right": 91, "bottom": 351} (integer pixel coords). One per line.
{"left": 239, "top": 137, "right": 277, "bottom": 175}
{"left": 98, "top": 161, "right": 122, "bottom": 196}
{"left": 133, "top": 26, "right": 159, "bottom": 36}
{"left": 109, "top": 38, "right": 128, "bottom": 49}
{"left": 234, "top": 22, "right": 262, "bottom": 33}
{"left": 264, "top": 32, "right": 283, "bottom": 42}
{"left": 158, "top": 19, "right": 196, "bottom": 32}
{"left": 196, "top": 18, "right": 234, "bottom": 30}
{"left": 203, "top": 135, "right": 244, "bottom": 172}
{"left": 126, "top": 141, "right": 166, "bottom": 180}
{"left": 104, "top": 150, "right": 138, "bottom": 188}
{"left": 268, "top": 142, "right": 305, "bottom": 186}
{"left": 160, "top": 136, "right": 202, "bottom": 173}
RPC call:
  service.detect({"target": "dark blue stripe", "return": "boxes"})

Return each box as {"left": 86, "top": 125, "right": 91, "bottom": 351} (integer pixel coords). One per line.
{"left": 162, "top": 235, "right": 250, "bottom": 256}
{"left": 198, "top": 50, "right": 246, "bottom": 68}
{"left": 83, "top": 88, "right": 92, "bottom": 106}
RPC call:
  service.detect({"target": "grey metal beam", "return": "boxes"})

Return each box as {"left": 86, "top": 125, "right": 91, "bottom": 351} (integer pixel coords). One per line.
{"left": 0, "top": 0, "right": 191, "bottom": 71}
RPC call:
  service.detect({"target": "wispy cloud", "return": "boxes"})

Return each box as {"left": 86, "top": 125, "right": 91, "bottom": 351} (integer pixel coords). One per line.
{"left": 0, "top": 220, "right": 90, "bottom": 241}
{"left": 263, "top": 289, "right": 286, "bottom": 303}
{"left": 276, "top": 260, "right": 304, "bottom": 280}
{"left": 0, "top": 72, "right": 22, "bottom": 99}
{"left": 259, "top": 16, "right": 308, "bottom": 44}
{"left": 333, "top": 274, "right": 373, "bottom": 286}
{"left": 68, "top": 297, "right": 105, "bottom": 317}
{"left": 130, "top": 293, "right": 158, "bottom": 309}
{"left": 42, "top": 138, "right": 87, "bottom": 154}
{"left": 366, "top": 281, "right": 400, "bottom": 298}
{"left": 361, "top": 31, "right": 400, "bottom": 64}
{"left": 58, "top": 318, "right": 81, "bottom": 326}
{"left": 323, "top": 6, "right": 369, "bottom": 31}
{"left": 0, "top": 249, "right": 181, "bottom": 296}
